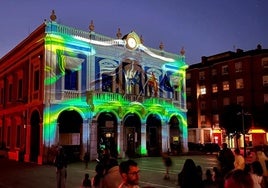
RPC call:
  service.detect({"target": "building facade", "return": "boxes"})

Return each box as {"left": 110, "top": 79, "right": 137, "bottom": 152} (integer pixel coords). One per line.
{"left": 0, "top": 11, "right": 188, "bottom": 164}
{"left": 186, "top": 45, "right": 268, "bottom": 148}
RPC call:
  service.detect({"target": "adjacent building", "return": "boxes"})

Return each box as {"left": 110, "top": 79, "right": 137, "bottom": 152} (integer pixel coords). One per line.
{"left": 186, "top": 45, "right": 268, "bottom": 148}
{"left": 0, "top": 11, "right": 188, "bottom": 164}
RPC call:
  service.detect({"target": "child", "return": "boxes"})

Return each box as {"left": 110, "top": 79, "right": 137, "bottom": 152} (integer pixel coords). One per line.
{"left": 162, "top": 153, "right": 172, "bottom": 180}
{"left": 82, "top": 173, "right": 91, "bottom": 188}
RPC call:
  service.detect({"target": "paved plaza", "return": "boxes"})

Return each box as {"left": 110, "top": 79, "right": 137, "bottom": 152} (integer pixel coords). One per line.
{"left": 0, "top": 154, "right": 219, "bottom": 188}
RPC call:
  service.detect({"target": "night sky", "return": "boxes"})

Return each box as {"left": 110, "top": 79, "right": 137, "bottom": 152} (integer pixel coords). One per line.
{"left": 0, "top": 0, "right": 267, "bottom": 65}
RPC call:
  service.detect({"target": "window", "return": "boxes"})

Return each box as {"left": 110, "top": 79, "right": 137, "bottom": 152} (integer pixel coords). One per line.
{"left": 200, "top": 85, "right": 206, "bottom": 95}
{"left": 187, "top": 102, "right": 192, "bottom": 109}
{"left": 200, "top": 101, "right": 206, "bottom": 110}
{"left": 223, "top": 97, "right": 230, "bottom": 106}
{"left": 262, "top": 58, "right": 268, "bottom": 68}
{"left": 236, "top": 79, "right": 244, "bottom": 89}
{"left": 16, "top": 125, "right": 21, "bottom": 148}
{"left": 237, "top": 96, "right": 244, "bottom": 106}
{"left": 7, "top": 126, "right": 11, "bottom": 147}
{"left": 263, "top": 75, "right": 268, "bottom": 87}
{"left": 186, "top": 87, "right": 191, "bottom": 95}
{"left": 65, "top": 69, "right": 78, "bottom": 90}
{"left": 34, "top": 70, "right": 40, "bottom": 91}
{"left": 8, "top": 84, "right": 13, "bottom": 102}
{"left": 222, "top": 81, "right": 229, "bottom": 91}
{"left": 186, "top": 73, "right": 191, "bottom": 80}
{"left": 235, "top": 62, "right": 242, "bottom": 72}
{"left": 222, "top": 65, "right": 229, "bottom": 75}
{"left": 0, "top": 87, "right": 3, "bottom": 105}
{"left": 212, "top": 84, "right": 218, "bottom": 93}
{"left": 213, "top": 114, "right": 219, "bottom": 123}
{"left": 212, "top": 100, "right": 218, "bottom": 110}
{"left": 0, "top": 126, "right": 3, "bottom": 148}
{"left": 211, "top": 69, "right": 217, "bottom": 76}
{"left": 201, "top": 115, "right": 206, "bottom": 125}
{"left": 199, "top": 71, "right": 205, "bottom": 80}
{"left": 18, "top": 79, "right": 23, "bottom": 100}
{"left": 264, "top": 94, "right": 268, "bottom": 103}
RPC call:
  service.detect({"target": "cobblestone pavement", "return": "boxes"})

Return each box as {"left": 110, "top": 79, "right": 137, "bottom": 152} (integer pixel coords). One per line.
{"left": 0, "top": 154, "right": 219, "bottom": 188}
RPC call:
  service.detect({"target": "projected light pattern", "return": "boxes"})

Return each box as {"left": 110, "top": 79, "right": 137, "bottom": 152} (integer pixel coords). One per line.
{"left": 43, "top": 21, "right": 188, "bottom": 156}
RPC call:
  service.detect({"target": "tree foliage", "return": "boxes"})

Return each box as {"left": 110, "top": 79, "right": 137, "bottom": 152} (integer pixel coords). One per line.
{"left": 219, "top": 104, "right": 251, "bottom": 134}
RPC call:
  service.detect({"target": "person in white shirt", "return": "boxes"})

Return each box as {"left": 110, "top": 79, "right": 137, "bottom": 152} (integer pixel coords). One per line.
{"left": 250, "top": 161, "right": 264, "bottom": 188}
{"left": 234, "top": 148, "right": 245, "bottom": 170}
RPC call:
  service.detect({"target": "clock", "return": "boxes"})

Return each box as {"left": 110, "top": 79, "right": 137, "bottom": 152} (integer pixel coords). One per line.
{"left": 125, "top": 32, "right": 140, "bottom": 50}
{"left": 127, "top": 37, "right": 137, "bottom": 49}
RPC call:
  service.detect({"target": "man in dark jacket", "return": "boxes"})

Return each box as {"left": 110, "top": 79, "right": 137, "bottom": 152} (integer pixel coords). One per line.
{"left": 218, "top": 143, "right": 235, "bottom": 176}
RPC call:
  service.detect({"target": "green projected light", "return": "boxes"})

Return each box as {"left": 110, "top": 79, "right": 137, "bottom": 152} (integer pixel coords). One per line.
{"left": 43, "top": 21, "right": 188, "bottom": 156}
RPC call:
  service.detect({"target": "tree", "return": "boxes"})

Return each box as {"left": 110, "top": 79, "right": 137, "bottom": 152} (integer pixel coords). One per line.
{"left": 219, "top": 104, "right": 251, "bottom": 134}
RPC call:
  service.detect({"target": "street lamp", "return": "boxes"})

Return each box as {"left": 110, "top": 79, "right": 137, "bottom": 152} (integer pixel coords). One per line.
{"left": 237, "top": 108, "right": 251, "bottom": 158}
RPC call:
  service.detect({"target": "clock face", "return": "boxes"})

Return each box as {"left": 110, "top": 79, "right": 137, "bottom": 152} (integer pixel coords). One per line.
{"left": 127, "top": 37, "right": 137, "bottom": 49}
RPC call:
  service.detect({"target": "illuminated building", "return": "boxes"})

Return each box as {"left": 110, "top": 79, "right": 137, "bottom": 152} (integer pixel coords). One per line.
{"left": 186, "top": 45, "right": 268, "bottom": 148}
{"left": 0, "top": 11, "right": 188, "bottom": 164}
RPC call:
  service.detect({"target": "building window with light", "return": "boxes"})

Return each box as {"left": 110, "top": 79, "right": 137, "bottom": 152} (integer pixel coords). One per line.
{"left": 236, "top": 78, "right": 244, "bottom": 89}
{"left": 212, "top": 84, "right": 218, "bottom": 93}
{"left": 201, "top": 115, "right": 206, "bottom": 126}
{"left": 199, "top": 71, "right": 205, "bottom": 80}
{"left": 235, "top": 62, "right": 242, "bottom": 72}
{"left": 200, "top": 85, "right": 206, "bottom": 95}
{"left": 222, "top": 65, "right": 229, "bottom": 75}
{"left": 262, "top": 57, "right": 268, "bottom": 68}
{"left": 222, "top": 81, "right": 229, "bottom": 91}
{"left": 213, "top": 114, "right": 219, "bottom": 127}
{"left": 263, "top": 75, "right": 268, "bottom": 87}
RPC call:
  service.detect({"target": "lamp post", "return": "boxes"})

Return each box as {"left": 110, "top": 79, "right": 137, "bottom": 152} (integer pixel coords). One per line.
{"left": 237, "top": 108, "right": 251, "bottom": 158}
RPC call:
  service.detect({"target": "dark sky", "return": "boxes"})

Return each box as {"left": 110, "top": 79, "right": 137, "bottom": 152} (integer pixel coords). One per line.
{"left": 0, "top": 0, "right": 267, "bottom": 65}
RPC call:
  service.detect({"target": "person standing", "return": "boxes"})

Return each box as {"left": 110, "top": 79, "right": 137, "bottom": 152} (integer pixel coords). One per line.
{"left": 81, "top": 173, "right": 91, "bottom": 188}
{"left": 102, "top": 158, "right": 122, "bottom": 188}
{"left": 91, "top": 163, "right": 105, "bottom": 188}
{"left": 178, "top": 158, "right": 200, "bottom": 188}
{"left": 217, "top": 143, "right": 235, "bottom": 176}
{"left": 54, "top": 146, "right": 68, "bottom": 188}
{"left": 162, "top": 153, "right": 172, "bottom": 180}
{"left": 118, "top": 159, "right": 140, "bottom": 188}
{"left": 84, "top": 152, "right": 90, "bottom": 169}
{"left": 234, "top": 148, "right": 245, "bottom": 170}
{"left": 224, "top": 169, "right": 253, "bottom": 188}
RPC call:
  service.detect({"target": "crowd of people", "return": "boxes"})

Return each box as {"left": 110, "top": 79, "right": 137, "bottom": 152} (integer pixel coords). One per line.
{"left": 53, "top": 143, "right": 268, "bottom": 188}
{"left": 176, "top": 143, "right": 268, "bottom": 188}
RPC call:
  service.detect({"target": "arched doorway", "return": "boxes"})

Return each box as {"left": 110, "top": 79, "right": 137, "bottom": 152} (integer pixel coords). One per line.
{"left": 57, "top": 110, "right": 83, "bottom": 162}
{"left": 169, "top": 116, "right": 181, "bottom": 155}
{"left": 146, "top": 114, "right": 162, "bottom": 156}
{"left": 97, "top": 112, "right": 118, "bottom": 158}
{"left": 123, "top": 113, "right": 141, "bottom": 158}
{"left": 30, "top": 110, "right": 40, "bottom": 162}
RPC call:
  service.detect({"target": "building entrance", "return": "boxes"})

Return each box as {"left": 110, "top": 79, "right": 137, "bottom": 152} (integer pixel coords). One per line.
{"left": 57, "top": 110, "right": 82, "bottom": 162}
{"left": 124, "top": 113, "right": 141, "bottom": 158}
{"left": 97, "top": 112, "right": 118, "bottom": 159}
{"left": 146, "top": 114, "right": 161, "bottom": 156}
